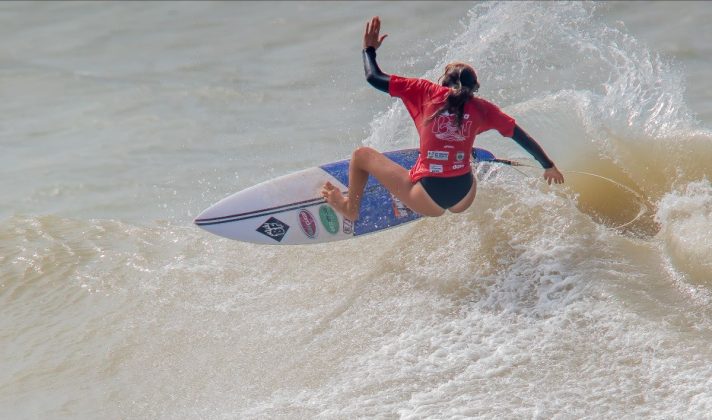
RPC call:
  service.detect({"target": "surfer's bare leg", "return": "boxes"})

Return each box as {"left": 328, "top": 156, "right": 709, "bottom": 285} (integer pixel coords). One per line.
{"left": 322, "top": 147, "right": 445, "bottom": 220}
{"left": 321, "top": 148, "right": 371, "bottom": 221}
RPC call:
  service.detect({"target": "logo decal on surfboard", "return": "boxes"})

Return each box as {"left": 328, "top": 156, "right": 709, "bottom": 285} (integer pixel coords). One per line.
{"left": 342, "top": 218, "right": 354, "bottom": 235}
{"left": 256, "top": 217, "right": 289, "bottom": 242}
{"left": 298, "top": 210, "right": 318, "bottom": 239}
{"left": 391, "top": 195, "right": 415, "bottom": 219}
{"left": 319, "top": 205, "right": 339, "bottom": 234}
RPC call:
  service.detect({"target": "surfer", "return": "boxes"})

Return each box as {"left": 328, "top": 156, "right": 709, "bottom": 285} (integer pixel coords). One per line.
{"left": 322, "top": 16, "right": 564, "bottom": 221}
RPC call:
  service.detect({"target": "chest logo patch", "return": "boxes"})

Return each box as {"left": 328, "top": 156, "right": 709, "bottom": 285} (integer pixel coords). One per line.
{"left": 431, "top": 112, "right": 472, "bottom": 142}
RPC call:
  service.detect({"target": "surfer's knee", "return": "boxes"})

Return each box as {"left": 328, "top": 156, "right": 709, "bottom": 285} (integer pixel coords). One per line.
{"left": 352, "top": 146, "right": 377, "bottom": 164}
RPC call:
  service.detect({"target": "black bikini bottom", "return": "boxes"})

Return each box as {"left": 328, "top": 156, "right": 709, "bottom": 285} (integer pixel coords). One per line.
{"left": 418, "top": 171, "right": 474, "bottom": 209}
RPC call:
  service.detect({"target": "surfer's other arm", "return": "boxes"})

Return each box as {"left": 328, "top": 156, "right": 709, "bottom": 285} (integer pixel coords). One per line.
{"left": 510, "top": 125, "right": 554, "bottom": 169}
{"left": 362, "top": 16, "right": 390, "bottom": 93}
{"left": 509, "top": 125, "right": 564, "bottom": 184}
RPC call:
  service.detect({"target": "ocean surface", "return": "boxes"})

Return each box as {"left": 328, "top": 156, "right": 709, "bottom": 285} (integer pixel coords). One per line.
{"left": 2, "top": 1, "right": 712, "bottom": 418}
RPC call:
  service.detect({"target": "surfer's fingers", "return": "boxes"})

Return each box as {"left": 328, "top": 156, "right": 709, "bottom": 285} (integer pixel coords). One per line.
{"left": 373, "top": 17, "right": 382, "bottom": 37}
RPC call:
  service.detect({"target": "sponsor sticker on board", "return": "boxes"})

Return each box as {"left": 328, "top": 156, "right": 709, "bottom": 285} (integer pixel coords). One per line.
{"left": 342, "top": 218, "right": 354, "bottom": 235}
{"left": 391, "top": 194, "right": 414, "bottom": 218}
{"left": 319, "top": 205, "right": 339, "bottom": 234}
{"left": 297, "top": 209, "right": 318, "bottom": 239}
{"left": 256, "top": 217, "right": 289, "bottom": 242}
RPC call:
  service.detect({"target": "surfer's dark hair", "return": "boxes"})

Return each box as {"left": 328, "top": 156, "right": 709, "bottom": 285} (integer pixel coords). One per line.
{"left": 428, "top": 62, "right": 480, "bottom": 128}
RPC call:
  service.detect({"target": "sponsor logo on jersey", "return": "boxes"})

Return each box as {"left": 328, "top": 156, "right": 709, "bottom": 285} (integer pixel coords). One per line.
{"left": 431, "top": 111, "right": 472, "bottom": 142}
{"left": 319, "top": 205, "right": 339, "bottom": 234}
{"left": 429, "top": 164, "right": 443, "bottom": 173}
{"left": 427, "top": 150, "right": 449, "bottom": 161}
{"left": 297, "top": 209, "right": 318, "bottom": 239}
{"left": 456, "top": 151, "right": 465, "bottom": 161}
{"left": 256, "top": 217, "right": 289, "bottom": 242}
{"left": 342, "top": 218, "right": 354, "bottom": 235}
{"left": 452, "top": 164, "right": 465, "bottom": 170}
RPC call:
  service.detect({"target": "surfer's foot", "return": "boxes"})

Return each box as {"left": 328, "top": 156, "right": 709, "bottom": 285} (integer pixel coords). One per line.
{"left": 321, "top": 182, "right": 359, "bottom": 220}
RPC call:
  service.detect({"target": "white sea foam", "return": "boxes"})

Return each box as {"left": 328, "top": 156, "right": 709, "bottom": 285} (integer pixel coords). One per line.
{"left": 656, "top": 179, "right": 712, "bottom": 292}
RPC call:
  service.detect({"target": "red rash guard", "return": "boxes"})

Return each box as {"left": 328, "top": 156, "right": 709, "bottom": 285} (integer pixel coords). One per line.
{"left": 388, "top": 75, "right": 516, "bottom": 183}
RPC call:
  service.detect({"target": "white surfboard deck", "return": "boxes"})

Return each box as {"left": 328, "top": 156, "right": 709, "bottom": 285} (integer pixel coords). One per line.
{"left": 194, "top": 148, "right": 498, "bottom": 245}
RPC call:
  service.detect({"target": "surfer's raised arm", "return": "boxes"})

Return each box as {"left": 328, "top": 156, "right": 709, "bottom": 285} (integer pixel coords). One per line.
{"left": 362, "top": 16, "right": 390, "bottom": 93}
{"left": 359, "top": 17, "right": 562, "bottom": 185}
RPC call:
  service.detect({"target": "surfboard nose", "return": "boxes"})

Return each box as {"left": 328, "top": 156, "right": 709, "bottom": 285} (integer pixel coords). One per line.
{"left": 193, "top": 207, "right": 217, "bottom": 226}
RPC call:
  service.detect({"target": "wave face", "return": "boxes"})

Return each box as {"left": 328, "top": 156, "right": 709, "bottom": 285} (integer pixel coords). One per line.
{"left": 2, "top": 2, "right": 712, "bottom": 418}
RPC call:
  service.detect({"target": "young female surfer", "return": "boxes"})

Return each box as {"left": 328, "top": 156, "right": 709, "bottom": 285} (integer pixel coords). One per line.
{"left": 322, "top": 16, "right": 564, "bottom": 221}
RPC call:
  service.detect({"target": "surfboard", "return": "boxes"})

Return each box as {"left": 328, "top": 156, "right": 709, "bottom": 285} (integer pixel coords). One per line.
{"left": 194, "top": 148, "right": 497, "bottom": 245}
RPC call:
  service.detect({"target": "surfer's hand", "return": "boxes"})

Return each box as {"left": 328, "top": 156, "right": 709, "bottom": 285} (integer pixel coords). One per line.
{"left": 544, "top": 166, "right": 565, "bottom": 185}
{"left": 364, "top": 16, "right": 388, "bottom": 50}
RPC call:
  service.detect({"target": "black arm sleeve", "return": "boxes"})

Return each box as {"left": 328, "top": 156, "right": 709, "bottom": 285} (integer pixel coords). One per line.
{"left": 362, "top": 47, "right": 390, "bottom": 93}
{"left": 510, "top": 124, "right": 555, "bottom": 169}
